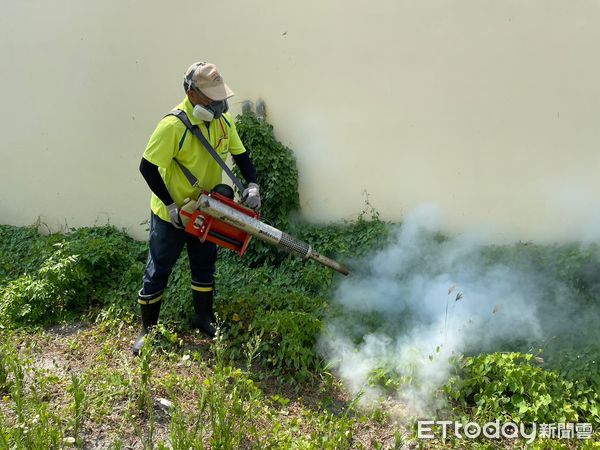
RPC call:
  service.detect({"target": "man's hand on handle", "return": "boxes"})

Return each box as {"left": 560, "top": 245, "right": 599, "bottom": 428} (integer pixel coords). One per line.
{"left": 166, "top": 203, "right": 184, "bottom": 229}
{"left": 242, "top": 183, "right": 261, "bottom": 210}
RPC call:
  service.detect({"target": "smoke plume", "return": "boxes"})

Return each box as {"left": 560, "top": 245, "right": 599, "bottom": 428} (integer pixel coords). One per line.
{"left": 319, "top": 205, "right": 599, "bottom": 416}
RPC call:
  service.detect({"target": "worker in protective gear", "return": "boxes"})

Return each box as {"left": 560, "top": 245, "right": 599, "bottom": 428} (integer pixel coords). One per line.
{"left": 133, "top": 61, "right": 260, "bottom": 356}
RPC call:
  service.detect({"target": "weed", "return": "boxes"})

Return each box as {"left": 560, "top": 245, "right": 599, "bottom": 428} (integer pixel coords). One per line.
{"left": 67, "top": 373, "right": 86, "bottom": 447}
{"left": 445, "top": 352, "right": 600, "bottom": 424}
{"left": 201, "top": 365, "right": 262, "bottom": 448}
{"left": 0, "top": 340, "right": 65, "bottom": 448}
{"left": 136, "top": 329, "right": 156, "bottom": 449}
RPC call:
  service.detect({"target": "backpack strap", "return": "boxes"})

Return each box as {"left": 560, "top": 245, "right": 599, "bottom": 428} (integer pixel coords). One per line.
{"left": 166, "top": 109, "right": 245, "bottom": 192}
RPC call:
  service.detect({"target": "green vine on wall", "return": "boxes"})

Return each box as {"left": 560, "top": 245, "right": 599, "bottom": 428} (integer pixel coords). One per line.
{"left": 234, "top": 112, "right": 300, "bottom": 266}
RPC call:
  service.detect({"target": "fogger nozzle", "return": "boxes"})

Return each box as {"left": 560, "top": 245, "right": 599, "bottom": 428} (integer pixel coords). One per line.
{"left": 196, "top": 194, "right": 350, "bottom": 275}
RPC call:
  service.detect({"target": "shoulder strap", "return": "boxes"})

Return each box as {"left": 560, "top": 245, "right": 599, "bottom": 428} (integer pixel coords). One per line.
{"left": 167, "top": 109, "right": 245, "bottom": 192}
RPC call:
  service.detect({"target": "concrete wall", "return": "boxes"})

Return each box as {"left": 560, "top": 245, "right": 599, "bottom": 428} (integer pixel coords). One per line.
{"left": 1, "top": 1, "right": 599, "bottom": 242}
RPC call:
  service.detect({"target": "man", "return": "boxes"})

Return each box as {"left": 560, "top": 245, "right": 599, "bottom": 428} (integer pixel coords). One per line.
{"left": 133, "top": 62, "right": 260, "bottom": 356}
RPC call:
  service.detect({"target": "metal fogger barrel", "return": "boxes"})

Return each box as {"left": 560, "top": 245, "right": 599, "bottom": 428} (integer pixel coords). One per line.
{"left": 195, "top": 193, "right": 350, "bottom": 275}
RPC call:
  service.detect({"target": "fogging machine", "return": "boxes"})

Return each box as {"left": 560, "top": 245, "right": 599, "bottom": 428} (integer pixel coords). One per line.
{"left": 179, "top": 190, "right": 349, "bottom": 275}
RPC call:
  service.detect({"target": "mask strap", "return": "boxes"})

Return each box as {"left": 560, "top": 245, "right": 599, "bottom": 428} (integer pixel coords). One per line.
{"left": 186, "top": 62, "right": 205, "bottom": 91}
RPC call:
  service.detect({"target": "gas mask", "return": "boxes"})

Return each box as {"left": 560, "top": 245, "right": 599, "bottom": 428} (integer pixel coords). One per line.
{"left": 193, "top": 100, "right": 229, "bottom": 122}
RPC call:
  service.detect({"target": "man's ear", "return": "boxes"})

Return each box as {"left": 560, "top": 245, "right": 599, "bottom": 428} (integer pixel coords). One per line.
{"left": 186, "top": 89, "right": 197, "bottom": 105}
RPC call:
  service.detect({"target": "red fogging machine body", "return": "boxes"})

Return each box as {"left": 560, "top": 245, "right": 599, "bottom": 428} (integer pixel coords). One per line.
{"left": 179, "top": 192, "right": 257, "bottom": 257}
{"left": 178, "top": 191, "right": 350, "bottom": 275}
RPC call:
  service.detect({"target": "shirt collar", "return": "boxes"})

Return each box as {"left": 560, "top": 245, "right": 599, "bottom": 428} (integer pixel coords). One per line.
{"left": 177, "top": 97, "right": 203, "bottom": 126}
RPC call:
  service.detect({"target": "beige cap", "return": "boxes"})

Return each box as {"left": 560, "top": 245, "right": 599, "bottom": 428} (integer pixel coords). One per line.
{"left": 184, "top": 62, "right": 234, "bottom": 101}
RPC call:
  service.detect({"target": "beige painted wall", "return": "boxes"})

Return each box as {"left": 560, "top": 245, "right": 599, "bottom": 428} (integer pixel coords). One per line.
{"left": 1, "top": 1, "right": 599, "bottom": 242}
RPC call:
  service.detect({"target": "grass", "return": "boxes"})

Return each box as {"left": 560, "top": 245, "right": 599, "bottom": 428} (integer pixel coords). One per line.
{"left": 0, "top": 316, "right": 407, "bottom": 449}
{"left": 1, "top": 223, "right": 600, "bottom": 448}
{"left": 2, "top": 318, "right": 598, "bottom": 449}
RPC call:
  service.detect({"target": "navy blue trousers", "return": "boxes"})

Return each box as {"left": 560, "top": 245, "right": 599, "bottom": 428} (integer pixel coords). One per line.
{"left": 141, "top": 212, "right": 217, "bottom": 298}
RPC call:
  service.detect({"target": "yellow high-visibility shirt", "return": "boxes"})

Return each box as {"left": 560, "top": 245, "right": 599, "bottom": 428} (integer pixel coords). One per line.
{"left": 142, "top": 97, "right": 246, "bottom": 222}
